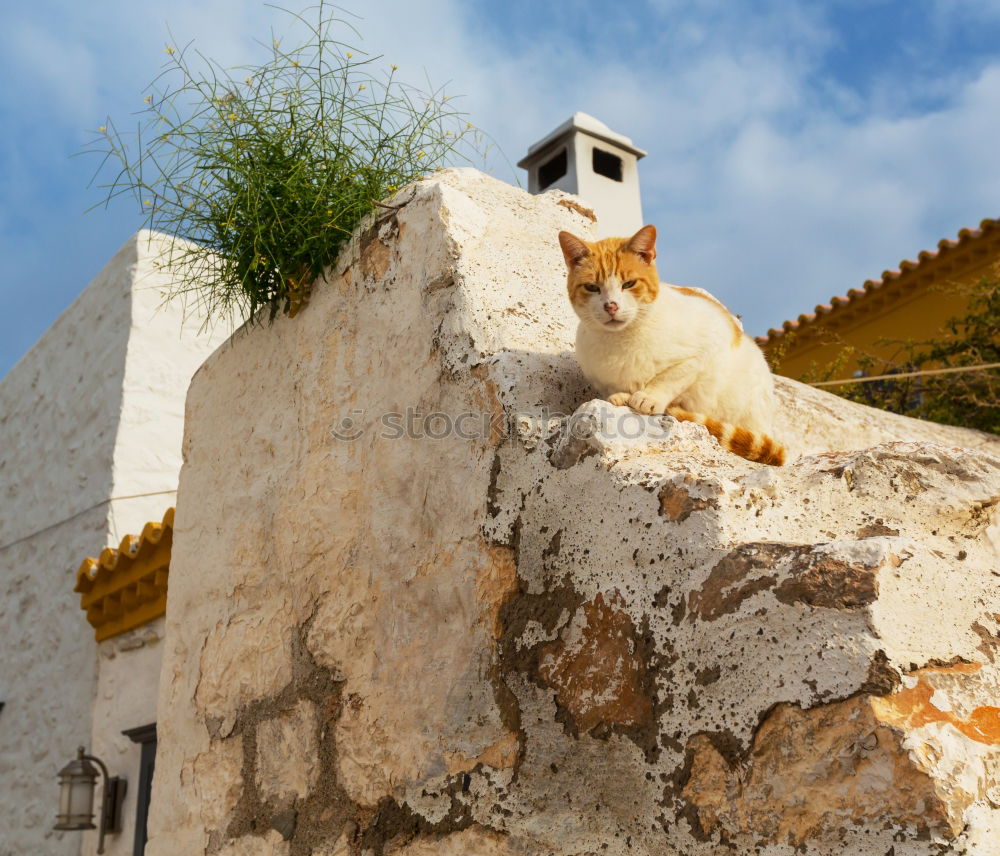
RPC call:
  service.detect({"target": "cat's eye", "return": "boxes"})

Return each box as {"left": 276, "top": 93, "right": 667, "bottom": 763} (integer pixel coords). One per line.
{"left": 622, "top": 280, "right": 637, "bottom": 289}
{"left": 583, "top": 283, "right": 600, "bottom": 293}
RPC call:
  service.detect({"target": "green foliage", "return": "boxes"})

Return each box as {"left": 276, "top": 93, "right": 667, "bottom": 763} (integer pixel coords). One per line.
{"left": 907, "top": 277, "right": 999, "bottom": 433}
{"left": 86, "top": 3, "right": 484, "bottom": 324}
{"left": 812, "top": 276, "right": 999, "bottom": 434}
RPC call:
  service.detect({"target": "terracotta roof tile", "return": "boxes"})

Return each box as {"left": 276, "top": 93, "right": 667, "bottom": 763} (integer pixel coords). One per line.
{"left": 75, "top": 507, "right": 173, "bottom": 641}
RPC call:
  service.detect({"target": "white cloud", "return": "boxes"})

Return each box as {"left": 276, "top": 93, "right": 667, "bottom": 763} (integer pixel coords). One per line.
{"left": 3, "top": 0, "right": 1000, "bottom": 376}
{"left": 659, "top": 61, "right": 1000, "bottom": 332}
{"left": 1, "top": 19, "right": 99, "bottom": 126}
{"left": 930, "top": 0, "right": 1000, "bottom": 21}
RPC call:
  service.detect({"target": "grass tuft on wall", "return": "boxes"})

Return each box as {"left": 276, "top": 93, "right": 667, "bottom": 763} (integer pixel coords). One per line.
{"left": 85, "top": 3, "right": 484, "bottom": 324}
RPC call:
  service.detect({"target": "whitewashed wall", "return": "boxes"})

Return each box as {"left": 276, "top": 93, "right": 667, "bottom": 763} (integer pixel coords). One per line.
{"left": 0, "top": 232, "right": 228, "bottom": 856}
{"left": 82, "top": 618, "right": 165, "bottom": 856}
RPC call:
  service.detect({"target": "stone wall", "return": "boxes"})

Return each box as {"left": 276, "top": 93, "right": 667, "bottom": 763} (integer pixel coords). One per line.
{"left": 149, "top": 170, "right": 1000, "bottom": 856}
{"left": 0, "top": 232, "right": 227, "bottom": 855}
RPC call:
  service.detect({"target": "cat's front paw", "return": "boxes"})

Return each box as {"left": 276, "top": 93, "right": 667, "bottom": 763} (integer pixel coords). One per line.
{"left": 629, "top": 391, "right": 670, "bottom": 415}
{"left": 608, "top": 392, "right": 631, "bottom": 407}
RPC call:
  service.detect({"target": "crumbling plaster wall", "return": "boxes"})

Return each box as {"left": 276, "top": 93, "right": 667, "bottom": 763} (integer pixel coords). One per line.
{"left": 149, "top": 169, "right": 1000, "bottom": 856}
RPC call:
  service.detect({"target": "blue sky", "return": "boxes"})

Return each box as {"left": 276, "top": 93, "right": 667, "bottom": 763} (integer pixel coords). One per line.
{"left": 2, "top": 0, "right": 1000, "bottom": 377}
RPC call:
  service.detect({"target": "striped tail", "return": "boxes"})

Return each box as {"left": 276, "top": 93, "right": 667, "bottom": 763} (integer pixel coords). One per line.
{"left": 667, "top": 407, "right": 786, "bottom": 466}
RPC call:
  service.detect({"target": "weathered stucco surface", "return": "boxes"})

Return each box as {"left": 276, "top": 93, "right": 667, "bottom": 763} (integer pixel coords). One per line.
{"left": 149, "top": 169, "right": 1000, "bottom": 856}
{"left": 0, "top": 232, "right": 228, "bottom": 856}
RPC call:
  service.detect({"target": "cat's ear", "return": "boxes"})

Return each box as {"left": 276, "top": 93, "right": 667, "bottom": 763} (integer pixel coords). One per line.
{"left": 558, "top": 231, "right": 590, "bottom": 268}
{"left": 627, "top": 225, "right": 657, "bottom": 264}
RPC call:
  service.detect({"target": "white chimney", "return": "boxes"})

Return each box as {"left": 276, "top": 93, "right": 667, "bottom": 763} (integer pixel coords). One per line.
{"left": 517, "top": 112, "right": 646, "bottom": 238}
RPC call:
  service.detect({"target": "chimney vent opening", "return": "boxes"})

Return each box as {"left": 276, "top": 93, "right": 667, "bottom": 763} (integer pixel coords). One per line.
{"left": 592, "top": 148, "right": 623, "bottom": 182}
{"left": 538, "top": 148, "right": 568, "bottom": 191}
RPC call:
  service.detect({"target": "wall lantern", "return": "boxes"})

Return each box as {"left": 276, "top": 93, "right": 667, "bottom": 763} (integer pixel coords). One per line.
{"left": 54, "top": 746, "right": 126, "bottom": 854}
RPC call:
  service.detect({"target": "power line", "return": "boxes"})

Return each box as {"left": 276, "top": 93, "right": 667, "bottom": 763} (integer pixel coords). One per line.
{"left": 810, "top": 361, "right": 1000, "bottom": 388}
{"left": 0, "top": 489, "right": 177, "bottom": 554}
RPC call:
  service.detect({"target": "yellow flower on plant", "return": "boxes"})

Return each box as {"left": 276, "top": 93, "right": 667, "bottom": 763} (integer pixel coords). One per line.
{"left": 391, "top": 64, "right": 398, "bottom": 71}
{"left": 144, "top": 95, "right": 152, "bottom": 104}
{"left": 346, "top": 52, "right": 353, "bottom": 59}
{"left": 165, "top": 45, "right": 175, "bottom": 56}
{"left": 144, "top": 200, "right": 152, "bottom": 206}
{"left": 98, "top": 125, "right": 106, "bottom": 132}
{"left": 228, "top": 113, "right": 237, "bottom": 121}
{"left": 358, "top": 84, "right": 365, "bottom": 91}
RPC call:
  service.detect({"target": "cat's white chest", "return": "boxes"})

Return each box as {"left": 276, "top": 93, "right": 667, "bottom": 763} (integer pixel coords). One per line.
{"left": 575, "top": 322, "right": 670, "bottom": 395}
{"left": 573, "top": 291, "right": 777, "bottom": 435}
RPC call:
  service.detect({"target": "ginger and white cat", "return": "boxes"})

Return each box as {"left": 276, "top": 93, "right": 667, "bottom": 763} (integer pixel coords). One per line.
{"left": 559, "top": 224, "right": 786, "bottom": 466}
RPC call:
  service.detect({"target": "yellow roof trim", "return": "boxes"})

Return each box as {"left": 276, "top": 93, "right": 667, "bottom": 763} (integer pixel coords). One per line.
{"left": 74, "top": 507, "right": 173, "bottom": 642}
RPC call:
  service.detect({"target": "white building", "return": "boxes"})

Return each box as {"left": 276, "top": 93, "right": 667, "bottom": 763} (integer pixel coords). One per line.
{"left": 518, "top": 112, "right": 647, "bottom": 238}
{"left": 0, "top": 232, "right": 228, "bottom": 855}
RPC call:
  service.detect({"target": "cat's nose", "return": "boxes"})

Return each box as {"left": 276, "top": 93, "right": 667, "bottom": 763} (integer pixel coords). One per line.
{"left": 604, "top": 301, "right": 619, "bottom": 316}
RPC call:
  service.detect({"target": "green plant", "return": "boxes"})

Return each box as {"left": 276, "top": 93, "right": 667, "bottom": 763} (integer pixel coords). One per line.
{"left": 807, "top": 275, "right": 999, "bottom": 434}
{"left": 905, "top": 276, "right": 999, "bottom": 433}
{"left": 797, "top": 342, "right": 864, "bottom": 401}
{"left": 86, "top": 3, "right": 484, "bottom": 323}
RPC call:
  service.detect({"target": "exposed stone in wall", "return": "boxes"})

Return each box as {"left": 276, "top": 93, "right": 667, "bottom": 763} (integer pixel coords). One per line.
{"left": 256, "top": 700, "right": 320, "bottom": 804}
{"left": 189, "top": 736, "right": 244, "bottom": 833}
{"left": 148, "top": 169, "right": 1000, "bottom": 856}
{"left": 216, "top": 830, "right": 290, "bottom": 856}
{"left": 537, "top": 592, "right": 654, "bottom": 734}
{"left": 684, "top": 659, "right": 1000, "bottom": 845}
{"left": 386, "top": 826, "right": 519, "bottom": 854}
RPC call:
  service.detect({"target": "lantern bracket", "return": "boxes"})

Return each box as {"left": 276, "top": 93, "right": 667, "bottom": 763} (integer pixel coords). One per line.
{"left": 86, "top": 752, "right": 126, "bottom": 855}
{"left": 55, "top": 747, "right": 127, "bottom": 855}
